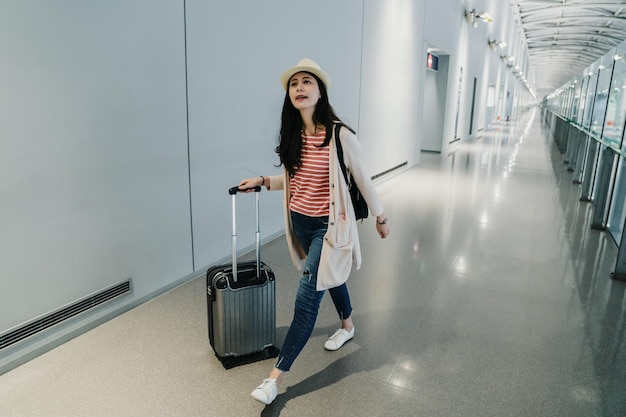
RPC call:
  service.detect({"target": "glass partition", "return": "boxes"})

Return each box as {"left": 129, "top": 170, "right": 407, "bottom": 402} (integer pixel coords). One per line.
{"left": 603, "top": 45, "right": 626, "bottom": 148}
{"left": 607, "top": 158, "right": 626, "bottom": 243}
{"left": 582, "top": 69, "right": 599, "bottom": 130}
{"left": 592, "top": 144, "right": 607, "bottom": 201}
{"left": 545, "top": 38, "right": 626, "bottom": 263}
{"left": 564, "top": 85, "right": 574, "bottom": 117}
{"left": 570, "top": 80, "right": 581, "bottom": 121}
{"left": 560, "top": 86, "right": 573, "bottom": 117}
{"left": 590, "top": 57, "right": 614, "bottom": 136}
{"left": 576, "top": 76, "right": 589, "bottom": 125}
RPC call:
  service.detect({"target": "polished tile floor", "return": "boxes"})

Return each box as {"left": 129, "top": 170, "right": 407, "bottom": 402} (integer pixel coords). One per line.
{"left": 2, "top": 109, "right": 626, "bottom": 416}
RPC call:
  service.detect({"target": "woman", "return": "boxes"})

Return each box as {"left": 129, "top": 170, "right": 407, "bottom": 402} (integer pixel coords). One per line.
{"left": 238, "top": 58, "right": 390, "bottom": 405}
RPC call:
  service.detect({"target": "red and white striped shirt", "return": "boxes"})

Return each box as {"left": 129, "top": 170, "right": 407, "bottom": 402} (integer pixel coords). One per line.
{"left": 289, "top": 129, "right": 330, "bottom": 217}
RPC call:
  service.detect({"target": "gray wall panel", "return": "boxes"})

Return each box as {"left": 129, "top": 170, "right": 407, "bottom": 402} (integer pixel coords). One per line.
{"left": 0, "top": 0, "right": 191, "bottom": 331}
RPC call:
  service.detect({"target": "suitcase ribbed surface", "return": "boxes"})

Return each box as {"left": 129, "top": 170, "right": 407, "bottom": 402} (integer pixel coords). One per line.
{"left": 210, "top": 266, "right": 276, "bottom": 358}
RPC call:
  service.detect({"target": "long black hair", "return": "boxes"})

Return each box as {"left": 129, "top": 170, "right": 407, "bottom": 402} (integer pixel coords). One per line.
{"left": 275, "top": 72, "right": 354, "bottom": 177}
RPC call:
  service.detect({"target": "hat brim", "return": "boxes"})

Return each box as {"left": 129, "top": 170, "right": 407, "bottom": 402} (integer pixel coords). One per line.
{"left": 280, "top": 66, "right": 331, "bottom": 91}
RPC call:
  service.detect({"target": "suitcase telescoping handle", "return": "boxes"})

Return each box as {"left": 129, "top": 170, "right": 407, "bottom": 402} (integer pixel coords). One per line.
{"left": 228, "top": 185, "right": 262, "bottom": 282}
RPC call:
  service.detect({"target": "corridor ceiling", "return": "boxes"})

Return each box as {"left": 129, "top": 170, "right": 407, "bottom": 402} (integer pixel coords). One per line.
{"left": 514, "top": 0, "right": 626, "bottom": 98}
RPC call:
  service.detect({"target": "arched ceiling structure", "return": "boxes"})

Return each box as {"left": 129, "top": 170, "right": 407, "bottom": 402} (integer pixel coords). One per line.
{"left": 515, "top": 0, "right": 626, "bottom": 98}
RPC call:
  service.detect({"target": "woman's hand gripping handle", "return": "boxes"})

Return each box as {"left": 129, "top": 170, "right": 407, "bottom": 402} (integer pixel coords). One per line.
{"left": 238, "top": 175, "right": 267, "bottom": 193}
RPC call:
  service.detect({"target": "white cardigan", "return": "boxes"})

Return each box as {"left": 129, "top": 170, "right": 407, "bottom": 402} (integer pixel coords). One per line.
{"left": 267, "top": 125, "right": 384, "bottom": 290}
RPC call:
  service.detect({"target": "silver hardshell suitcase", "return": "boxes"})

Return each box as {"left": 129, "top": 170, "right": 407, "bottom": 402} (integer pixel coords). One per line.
{"left": 206, "top": 186, "right": 279, "bottom": 368}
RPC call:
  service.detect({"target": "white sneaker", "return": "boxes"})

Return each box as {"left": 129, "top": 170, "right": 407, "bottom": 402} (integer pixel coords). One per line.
{"left": 250, "top": 378, "right": 278, "bottom": 405}
{"left": 324, "top": 327, "right": 355, "bottom": 351}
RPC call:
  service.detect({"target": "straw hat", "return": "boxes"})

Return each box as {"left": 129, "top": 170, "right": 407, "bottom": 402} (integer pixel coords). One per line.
{"left": 280, "top": 58, "right": 331, "bottom": 91}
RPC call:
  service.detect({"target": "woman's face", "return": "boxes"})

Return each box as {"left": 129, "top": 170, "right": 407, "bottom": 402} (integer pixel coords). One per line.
{"left": 288, "top": 72, "right": 321, "bottom": 112}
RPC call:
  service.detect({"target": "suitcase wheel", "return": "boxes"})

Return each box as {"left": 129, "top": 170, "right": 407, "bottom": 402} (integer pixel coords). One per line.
{"left": 267, "top": 346, "right": 280, "bottom": 358}
{"left": 222, "top": 357, "right": 236, "bottom": 369}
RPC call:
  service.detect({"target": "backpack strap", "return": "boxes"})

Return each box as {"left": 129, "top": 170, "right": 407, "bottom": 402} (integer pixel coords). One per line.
{"left": 334, "top": 123, "right": 350, "bottom": 187}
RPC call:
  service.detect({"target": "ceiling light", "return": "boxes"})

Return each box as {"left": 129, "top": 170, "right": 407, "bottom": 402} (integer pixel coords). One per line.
{"left": 465, "top": 9, "right": 492, "bottom": 28}
{"left": 488, "top": 40, "right": 507, "bottom": 50}
{"left": 477, "top": 11, "right": 492, "bottom": 22}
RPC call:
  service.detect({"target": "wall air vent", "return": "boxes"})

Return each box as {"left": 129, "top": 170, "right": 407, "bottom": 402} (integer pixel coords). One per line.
{"left": 372, "top": 161, "right": 408, "bottom": 181}
{"left": 0, "top": 278, "right": 132, "bottom": 350}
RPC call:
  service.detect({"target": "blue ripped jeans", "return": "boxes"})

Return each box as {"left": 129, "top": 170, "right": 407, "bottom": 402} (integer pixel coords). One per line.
{"left": 275, "top": 211, "right": 353, "bottom": 372}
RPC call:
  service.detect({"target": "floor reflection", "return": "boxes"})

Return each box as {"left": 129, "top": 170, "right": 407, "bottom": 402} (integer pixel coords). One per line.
{"left": 363, "top": 109, "right": 626, "bottom": 415}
